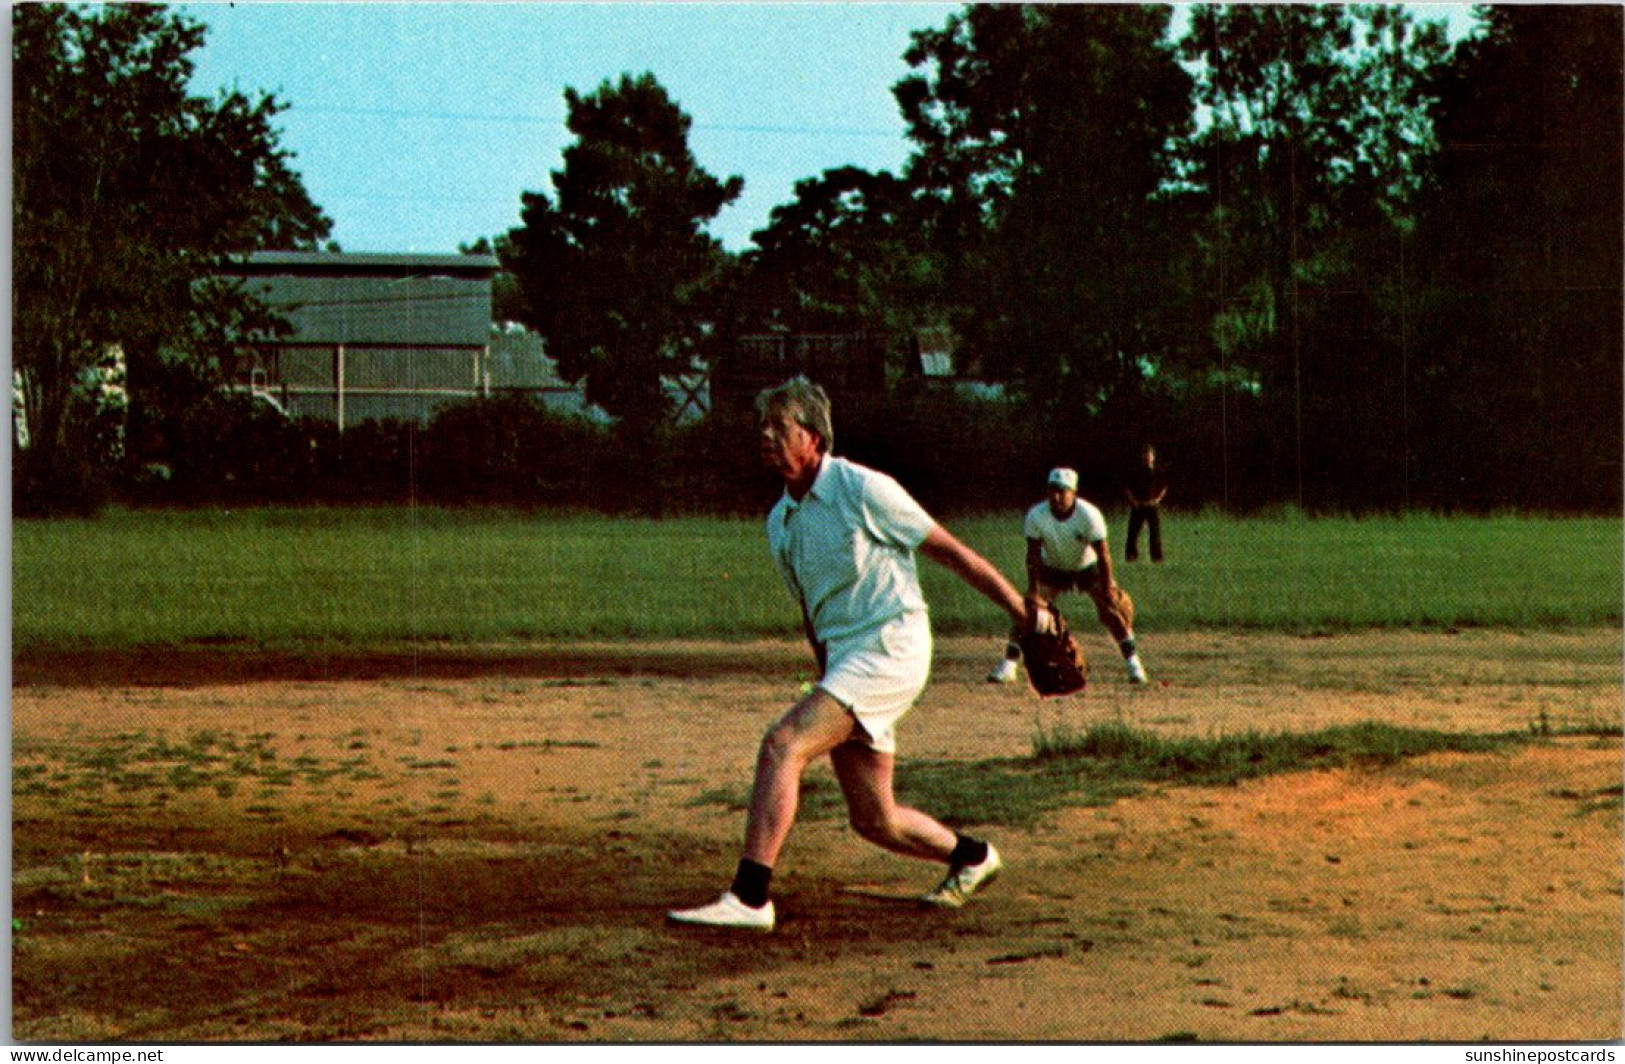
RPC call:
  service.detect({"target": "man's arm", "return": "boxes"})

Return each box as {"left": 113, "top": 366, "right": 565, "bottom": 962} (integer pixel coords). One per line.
{"left": 1024, "top": 538, "right": 1045, "bottom": 597}
{"left": 920, "top": 524, "right": 1027, "bottom": 625}
{"left": 1093, "top": 537, "right": 1118, "bottom": 590}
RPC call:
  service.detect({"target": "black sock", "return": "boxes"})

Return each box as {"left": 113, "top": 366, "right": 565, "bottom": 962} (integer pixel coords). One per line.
{"left": 730, "top": 859, "right": 773, "bottom": 908}
{"left": 1004, "top": 641, "right": 1021, "bottom": 661}
{"left": 1119, "top": 638, "right": 1137, "bottom": 659}
{"left": 948, "top": 834, "right": 989, "bottom": 869}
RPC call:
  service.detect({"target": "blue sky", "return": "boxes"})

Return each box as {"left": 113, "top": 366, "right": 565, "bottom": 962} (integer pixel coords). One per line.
{"left": 185, "top": 2, "right": 961, "bottom": 254}
{"left": 184, "top": 3, "right": 1480, "bottom": 256}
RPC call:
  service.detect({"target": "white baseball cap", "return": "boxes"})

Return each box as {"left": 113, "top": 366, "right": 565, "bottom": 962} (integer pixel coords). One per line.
{"left": 1047, "top": 467, "right": 1079, "bottom": 491}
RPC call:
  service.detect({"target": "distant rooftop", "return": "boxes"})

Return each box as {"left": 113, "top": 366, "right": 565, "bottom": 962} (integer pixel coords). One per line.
{"left": 229, "top": 250, "right": 499, "bottom": 277}
{"left": 220, "top": 251, "right": 498, "bottom": 347}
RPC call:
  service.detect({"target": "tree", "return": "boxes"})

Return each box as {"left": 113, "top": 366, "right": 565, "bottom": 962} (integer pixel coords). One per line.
{"left": 13, "top": 3, "right": 331, "bottom": 511}
{"left": 1410, "top": 5, "right": 1623, "bottom": 510}
{"left": 894, "top": 5, "right": 1193, "bottom": 407}
{"left": 501, "top": 72, "right": 742, "bottom": 430}
{"left": 736, "top": 166, "right": 937, "bottom": 350}
{"left": 1174, "top": 4, "right": 1451, "bottom": 508}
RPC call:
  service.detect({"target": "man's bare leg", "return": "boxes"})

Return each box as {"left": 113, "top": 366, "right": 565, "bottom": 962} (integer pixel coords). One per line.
{"left": 742, "top": 688, "right": 860, "bottom": 867}
{"left": 829, "top": 741, "right": 956, "bottom": 860}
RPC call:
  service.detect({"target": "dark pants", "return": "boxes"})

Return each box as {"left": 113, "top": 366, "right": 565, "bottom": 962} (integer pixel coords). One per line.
{"left": 1126, "top": 506, "right": 1163, "bottom": 562}
{"left": 1001, "top": 561, "right": 1133, "bottom": 659}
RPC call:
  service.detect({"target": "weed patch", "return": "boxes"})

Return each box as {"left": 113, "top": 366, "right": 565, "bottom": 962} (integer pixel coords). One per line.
{"left": 692, "top": 722, "right": 1526, "bottom": 829}
{"left": 13, "top": 730, "right": 384, "bottom": 809}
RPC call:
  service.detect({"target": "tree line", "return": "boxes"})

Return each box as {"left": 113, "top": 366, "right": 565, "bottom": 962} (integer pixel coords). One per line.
{"left": 14, "top": 4, "right": 1622, "bottom": 517}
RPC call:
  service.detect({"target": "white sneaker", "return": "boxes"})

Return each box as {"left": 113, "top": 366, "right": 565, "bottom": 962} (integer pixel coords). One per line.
{"left": 987, "top": 658, "right": 1019, "bottom": 684}
{"left": 667, "top": 891, "right": 775, "bottom": 931}
{"left": 1127, "top": 656, "right": 1149, "bottom": 685}
{"left": 920, "top": 845, "right": 1003, "bottom": 909}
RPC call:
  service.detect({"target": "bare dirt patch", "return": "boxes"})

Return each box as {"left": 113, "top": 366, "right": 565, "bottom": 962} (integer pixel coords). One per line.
{"left": 12, "top": 630, "right": 1622, "bottom": 1042}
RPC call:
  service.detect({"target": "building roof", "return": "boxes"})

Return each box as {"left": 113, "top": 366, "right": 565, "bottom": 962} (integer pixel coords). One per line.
{"left": 221, "top": 251, "right": 497, "bottom": 348}
{"left": 230, "top": 250, "right": 499, "bottom": 278}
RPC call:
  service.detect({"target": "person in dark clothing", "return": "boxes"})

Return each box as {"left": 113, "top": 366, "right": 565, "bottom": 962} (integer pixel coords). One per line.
{"left": 1125, "top": 444, "right": 1167, "bottom": 563}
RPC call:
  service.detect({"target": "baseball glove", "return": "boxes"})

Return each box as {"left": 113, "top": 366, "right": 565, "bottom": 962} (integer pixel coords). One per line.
{"left": 1019, "top": 604, "right": 1088, "bottom": 698}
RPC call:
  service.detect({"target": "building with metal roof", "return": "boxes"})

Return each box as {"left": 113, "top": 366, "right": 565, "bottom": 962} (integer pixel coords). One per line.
{"left": 222, "top": 251, "right": 499, "bottom": 427}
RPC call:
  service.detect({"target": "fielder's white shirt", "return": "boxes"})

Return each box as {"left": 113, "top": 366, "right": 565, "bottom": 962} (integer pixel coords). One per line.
{"left": 767, "top": 456, "right": 938, "bottom": 643}
{"left": 1024, "top": 498, "right": 1108, "bottom": 572}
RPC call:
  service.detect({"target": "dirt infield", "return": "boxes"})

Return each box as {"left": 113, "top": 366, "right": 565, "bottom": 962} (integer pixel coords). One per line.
{"left": 12, "top": 630, "right": 1623, "bottom": 1043}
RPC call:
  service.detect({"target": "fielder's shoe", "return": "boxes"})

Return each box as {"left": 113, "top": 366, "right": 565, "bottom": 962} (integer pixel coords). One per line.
{"left": 1127, "top": 656, "right": 1149, "bottom": 685}
{"left": 987, "top": 658, "right": 1020, "bottom": 684}
{"left": 920, "top": 845, "right": 1003, "bottom": 909}
{"left": 667, "top": 891, "right": 775, "bottom": 932}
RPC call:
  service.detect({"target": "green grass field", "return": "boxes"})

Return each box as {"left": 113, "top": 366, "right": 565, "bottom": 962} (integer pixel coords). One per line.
{"left": 12, "top": 507, "right": 1622, "bottom": 649}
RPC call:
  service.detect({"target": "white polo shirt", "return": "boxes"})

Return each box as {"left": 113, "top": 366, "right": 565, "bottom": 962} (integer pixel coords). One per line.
{"left": 1024, "top": 497, "right": 1108, "bottom": 572}
{"left": 767, "top": 456, "right": 938, "bottom": 643}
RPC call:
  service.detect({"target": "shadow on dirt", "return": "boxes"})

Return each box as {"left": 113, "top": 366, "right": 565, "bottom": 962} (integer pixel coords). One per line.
{"left": 13, "top": 817, "right": 1021, "bottom": 1041}
{"left": 13, "top": 644, "right": 809, "bottom": 688}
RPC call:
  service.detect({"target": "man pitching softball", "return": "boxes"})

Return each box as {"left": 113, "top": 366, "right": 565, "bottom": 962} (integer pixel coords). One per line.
{"left": 668, "top": 376, "right": 1039, "bottom": 932}
{"left": 988, "top": 466, "right": 1149, "bottom": 686}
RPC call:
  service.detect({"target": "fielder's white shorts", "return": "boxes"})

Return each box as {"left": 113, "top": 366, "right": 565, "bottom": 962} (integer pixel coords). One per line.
{"left": 817, "top": 611, "right": 931, "bottom": 755}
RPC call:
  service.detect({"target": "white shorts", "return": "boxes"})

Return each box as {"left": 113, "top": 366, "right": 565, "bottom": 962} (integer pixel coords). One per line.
{"left": 817, "top": 611, "right": 931, "bottom": 755}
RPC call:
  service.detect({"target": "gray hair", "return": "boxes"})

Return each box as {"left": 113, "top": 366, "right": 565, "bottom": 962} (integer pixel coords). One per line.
{"left": 755, "top": 376, "right": 834, "bottom": 454}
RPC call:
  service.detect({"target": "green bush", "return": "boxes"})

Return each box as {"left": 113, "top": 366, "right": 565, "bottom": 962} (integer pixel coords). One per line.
{"left": 141, "top": 392, "right": 315, "bottom": 505}
{"left": 13, "top": 441, "right": 110, "bottom": 518}
{"left": 417, "top": 395, "right": 611, "bottom": 507}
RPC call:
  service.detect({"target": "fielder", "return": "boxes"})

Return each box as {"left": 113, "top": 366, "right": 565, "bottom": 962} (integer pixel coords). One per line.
{"left": 1125, "top": 443, "right": 1168, "bottom": 563}
{"left": 668, "top": 376, "right": 1037, "bottom": 932}
{"left": 988, "top": 467, "right": 1149, "bottom": 686}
